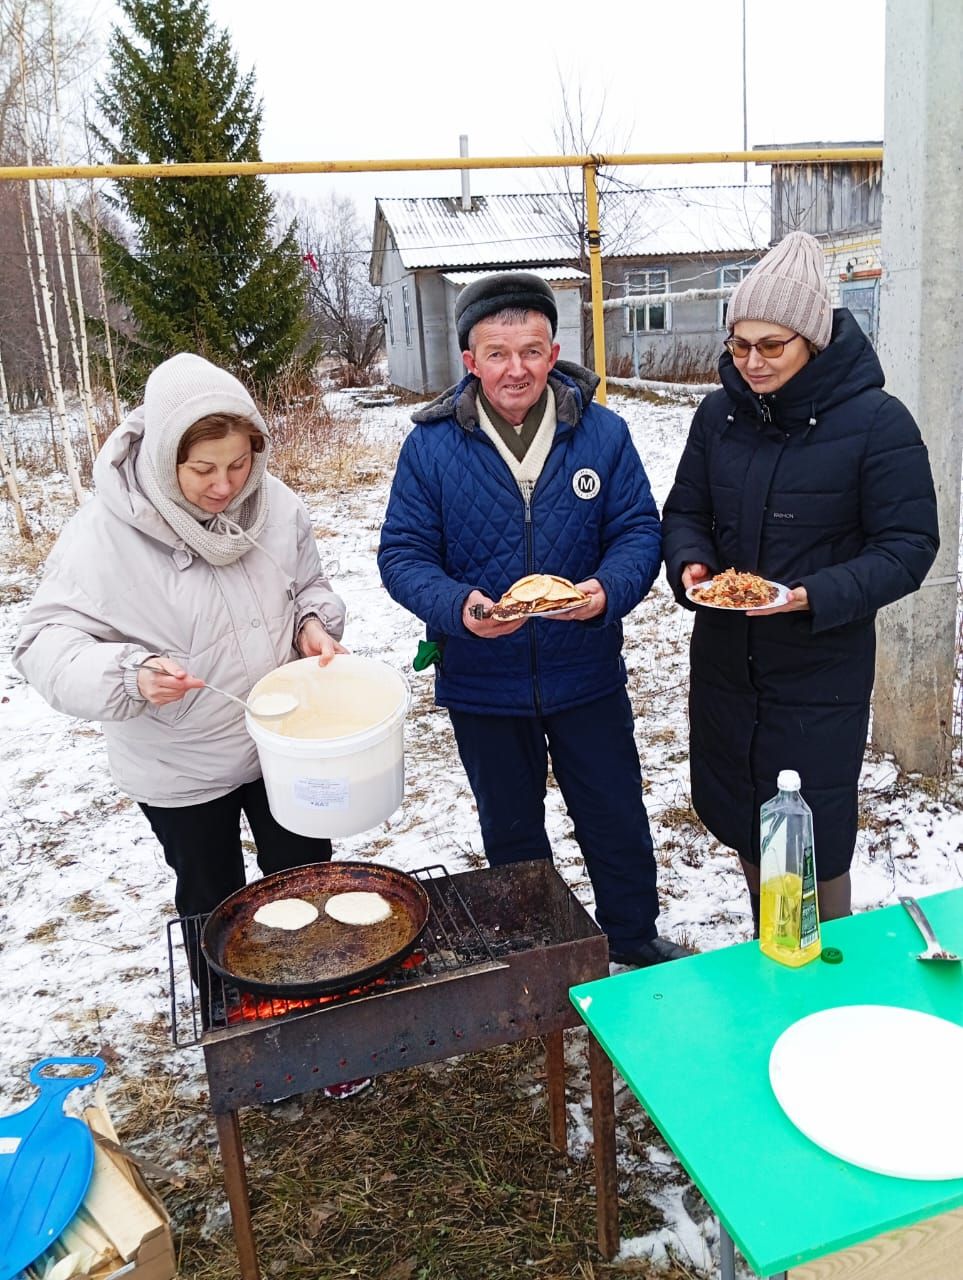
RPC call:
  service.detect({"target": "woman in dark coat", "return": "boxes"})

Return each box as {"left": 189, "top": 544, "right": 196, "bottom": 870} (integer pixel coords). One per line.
{"left": 661, "top": 231, "right": 939, "bottom": 932}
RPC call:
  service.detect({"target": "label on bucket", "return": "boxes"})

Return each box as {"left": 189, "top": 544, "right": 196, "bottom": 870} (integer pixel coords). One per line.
{"left": 293, "top": 776, "right": 350, "bottom": 811}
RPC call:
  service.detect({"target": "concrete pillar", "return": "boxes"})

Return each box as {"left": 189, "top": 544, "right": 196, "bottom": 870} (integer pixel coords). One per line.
{"left": 872, "top": 0, "right": 963, "bottom": 775}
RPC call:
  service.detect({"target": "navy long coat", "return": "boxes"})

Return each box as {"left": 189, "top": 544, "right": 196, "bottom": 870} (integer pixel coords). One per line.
{"left": 661, "top": 309, "right": 939, "bottom": 878}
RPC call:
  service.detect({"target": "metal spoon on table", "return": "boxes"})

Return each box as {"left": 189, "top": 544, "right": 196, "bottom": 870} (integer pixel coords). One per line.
{"left": 899, "top": 896, "right": 961, "bottom": 963}
{"left": 141, "top": 661, "right": 298, "bottom": 721}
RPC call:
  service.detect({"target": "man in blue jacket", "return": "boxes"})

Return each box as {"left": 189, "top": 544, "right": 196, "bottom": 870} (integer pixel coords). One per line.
{"left": 379, "top": 272, "right": 688, "bottom": 966}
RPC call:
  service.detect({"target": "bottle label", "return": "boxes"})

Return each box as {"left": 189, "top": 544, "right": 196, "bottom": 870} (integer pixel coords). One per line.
{"left": 799, "top": 840, "right": 819, "bottom": 948}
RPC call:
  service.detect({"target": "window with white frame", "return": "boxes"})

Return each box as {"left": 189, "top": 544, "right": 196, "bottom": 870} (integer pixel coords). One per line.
{"left": 385, "top": 292, "right": 395, "bottom": 346}
{"left": 624, "top": 269, "right": 669, "bottom": 333}
{"left": 719, "top": 265, "right": 753, "bottom": 328}
{"left": 401, "top": 283, "right": 413, "bottom": 347}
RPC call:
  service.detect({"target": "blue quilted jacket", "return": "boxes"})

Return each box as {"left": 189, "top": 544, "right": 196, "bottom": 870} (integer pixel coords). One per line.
{"left": 378, "top": 361, "right": 661, "bottom": 715}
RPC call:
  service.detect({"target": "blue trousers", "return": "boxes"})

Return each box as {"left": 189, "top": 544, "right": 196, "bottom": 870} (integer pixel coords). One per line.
{"left": 448, "top": 688, "right": 659, "bottom": 952}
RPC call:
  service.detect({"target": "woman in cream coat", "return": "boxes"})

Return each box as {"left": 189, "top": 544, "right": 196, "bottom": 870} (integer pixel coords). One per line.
{"left": 15, "top": 353, "right": 347, "bottom": 923}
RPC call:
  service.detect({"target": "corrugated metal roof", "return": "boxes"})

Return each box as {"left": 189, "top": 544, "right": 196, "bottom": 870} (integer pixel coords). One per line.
{"left": 441, "top": 267, "right": 587, "bottom": 285}
{"left": 376, "top": 194, "right": 577, "bottom": 269}
{"left": 375, "top": 187, "right": 771, "bottom": 270}
{"left": 618, "top": 186, "right": 771, "bottom": 256}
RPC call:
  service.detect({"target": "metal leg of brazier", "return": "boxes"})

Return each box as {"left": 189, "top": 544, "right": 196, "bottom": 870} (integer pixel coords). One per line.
{"left": 544, "top": 1031, "right": 568, "bottom": 1151}
{"left": 588, "top": 1030, "right": 619, "bottom": 1259}
{"left": 215, "top": 1109, "right": 261, "bottom": 1280}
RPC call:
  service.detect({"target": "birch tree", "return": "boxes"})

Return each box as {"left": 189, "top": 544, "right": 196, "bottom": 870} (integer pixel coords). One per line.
{"left": 51, "top": 202, "right": 98, "bottom": 459}
{"left": 0, "top": 345, "right": 32, "bottom": 539}
{"left": 49, "top": 0, "right": 98, "bottom": 453}
{"left": 86, "top": 185, "right": 122, "bottom": 424}
{"left": 15, "top": 4, "right": 84, "bottom": 502}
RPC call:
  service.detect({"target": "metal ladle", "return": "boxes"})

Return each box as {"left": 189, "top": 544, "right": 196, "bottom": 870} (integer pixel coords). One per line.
{"left": 141, "top": 661, "right": 298, "bottom": 720}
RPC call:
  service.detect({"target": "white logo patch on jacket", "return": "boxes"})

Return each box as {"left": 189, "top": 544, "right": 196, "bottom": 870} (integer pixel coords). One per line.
{"left": 572, "top": 468, "right": 601, "bottom": 500}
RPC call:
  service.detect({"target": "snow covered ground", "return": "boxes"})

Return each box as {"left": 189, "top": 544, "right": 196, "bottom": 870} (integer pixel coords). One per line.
{"left": 2, "top": 388, "right": 961, "bottom": 1275}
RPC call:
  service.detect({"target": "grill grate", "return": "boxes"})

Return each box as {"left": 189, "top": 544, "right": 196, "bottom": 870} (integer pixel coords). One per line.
{"left": 167, "top": 864, "right": 507, "bottom": 1048}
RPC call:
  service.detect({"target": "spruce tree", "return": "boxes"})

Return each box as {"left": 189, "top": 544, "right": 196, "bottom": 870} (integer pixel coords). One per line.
{"left": 92, "top": 0, "right": 309, "bottom": 389}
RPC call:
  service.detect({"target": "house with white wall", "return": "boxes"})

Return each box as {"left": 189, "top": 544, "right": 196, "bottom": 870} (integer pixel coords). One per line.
{"left": 370, "top": 187, "right": 771, "bottom": 393}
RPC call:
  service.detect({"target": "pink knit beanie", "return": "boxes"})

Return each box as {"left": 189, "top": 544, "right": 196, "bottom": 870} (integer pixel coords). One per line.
{"left": 727, "top": 231, "right": 833, "bottom": 351}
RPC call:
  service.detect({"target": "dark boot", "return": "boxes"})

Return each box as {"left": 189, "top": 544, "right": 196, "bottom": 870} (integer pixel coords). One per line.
{"left": 609, "top": 936, "right": 696, "bottom": 968}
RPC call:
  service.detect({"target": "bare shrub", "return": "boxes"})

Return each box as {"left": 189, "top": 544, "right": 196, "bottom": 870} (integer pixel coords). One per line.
{"left": 0, "top": 528, "right": 58, "bottom": 598}
{"left": 606, "top": 353, "right": 636, "bottom": 379}
{"left": 615, "top": 339, "right": 721, "bottom": 384}
{"left": 265, "top": 386, "right": 395, "bottom": 493}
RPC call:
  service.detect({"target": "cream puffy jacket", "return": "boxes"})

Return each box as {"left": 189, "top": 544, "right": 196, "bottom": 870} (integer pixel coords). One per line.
{"left": 13, "top": 409, "right": 346, "bottom": 807}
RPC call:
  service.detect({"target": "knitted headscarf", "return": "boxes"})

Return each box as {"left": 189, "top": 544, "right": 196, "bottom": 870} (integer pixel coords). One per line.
{"left": 727, "top": 231, "right": 833, "bottom": 351}
{"left": 135, "top": 353, "right": 270, "bottom": 566}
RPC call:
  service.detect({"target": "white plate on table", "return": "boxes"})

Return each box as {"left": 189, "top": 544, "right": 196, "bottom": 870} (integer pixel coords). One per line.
{"left": 768, "top": 1004, "right": 963, "bottom": 1180}
{"left": 686, "top": 577, "right": 790, "bottom": 613}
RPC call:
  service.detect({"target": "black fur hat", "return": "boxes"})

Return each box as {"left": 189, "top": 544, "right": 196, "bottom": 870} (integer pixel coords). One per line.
{"left": 455, "top": 271, "right": 558, "bottom": 351}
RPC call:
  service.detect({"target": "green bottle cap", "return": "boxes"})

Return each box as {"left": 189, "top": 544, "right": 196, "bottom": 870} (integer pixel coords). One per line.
{"left": 821, "top": 947, "right": 843, "bottom": 964}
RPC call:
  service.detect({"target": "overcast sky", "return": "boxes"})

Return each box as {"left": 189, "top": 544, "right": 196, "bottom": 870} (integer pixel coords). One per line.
{"left": 200, "top": 0, "right": 886, "bottom": 218}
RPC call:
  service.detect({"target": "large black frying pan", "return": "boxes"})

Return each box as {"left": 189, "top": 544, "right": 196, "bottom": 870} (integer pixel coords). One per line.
{"left": 201, "top": 861, "right": 430, "bottom": 998}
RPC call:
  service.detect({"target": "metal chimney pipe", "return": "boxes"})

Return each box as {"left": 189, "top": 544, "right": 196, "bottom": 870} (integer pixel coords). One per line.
{"left": 459, "top": 134, "right": 471, "bottom": 211}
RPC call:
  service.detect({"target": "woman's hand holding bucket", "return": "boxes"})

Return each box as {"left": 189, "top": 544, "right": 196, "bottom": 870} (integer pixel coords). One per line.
{"left": 297, "top": 618, "right": 348, "bottom": 667}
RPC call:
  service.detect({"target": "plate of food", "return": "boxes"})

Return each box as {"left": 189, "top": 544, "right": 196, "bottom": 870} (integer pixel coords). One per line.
{"left": 487, "top": 573, "right": 589, "bottom": 621}
{"left": 686, "top": 567, "right": 790, "bottom": 612}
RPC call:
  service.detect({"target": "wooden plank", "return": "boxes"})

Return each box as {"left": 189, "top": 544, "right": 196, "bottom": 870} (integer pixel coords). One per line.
{"left": 82, "top": 1137, "right": 167, "bottom": 1260}
{"left": 790, "top": 1206, "right": 963, "bottom": 1280}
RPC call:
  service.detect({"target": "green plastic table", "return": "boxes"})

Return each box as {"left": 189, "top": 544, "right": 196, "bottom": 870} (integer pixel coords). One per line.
{"left": 570, "top": 889, "right": 963, "bottom": 1278}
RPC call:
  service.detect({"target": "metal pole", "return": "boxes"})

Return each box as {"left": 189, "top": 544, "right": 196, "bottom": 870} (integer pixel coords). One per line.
{"left": 588, "top": 1030, "right": 619, "bottom": 1259}
{"left": 543, "top": 1032, "right": 568, "bottom": 1151}
{"left": 583, "top": 163, "right": 607, "bottom": 403}
{"left": 873, "top": 0, "right": 963, "bottom": 773}
{"left": 0, "top": 147, "right": 883, "bottom": 184}
{"left": 742, "top": 0, "right": 749, "bottom": 184}
{"left": 459, "top": 134, "right": 471, "bottom": 211}
{"left": 214, "top": 1110, "right": 261, "bottom": 1280}
{"left": 720, "top": 1222, "right": 737, "bottom": 1280}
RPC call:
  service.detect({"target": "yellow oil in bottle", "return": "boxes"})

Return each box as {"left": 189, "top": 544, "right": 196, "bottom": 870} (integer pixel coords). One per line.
{"left": 759, "top": 872, "right": 821, "bottom": 967}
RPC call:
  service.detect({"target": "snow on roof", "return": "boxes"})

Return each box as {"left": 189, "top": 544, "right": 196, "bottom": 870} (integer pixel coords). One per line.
{"left": 441, "top": 267, "right": 588, "bottom": 285}
{"left": 374, "top": 187, "right": 771, "bottom": 272}
{"left": 618, "top": 185, "right": 771, "bottom": 257}
{"left": 376, "top": 193, "right": 577, "bottom": 270}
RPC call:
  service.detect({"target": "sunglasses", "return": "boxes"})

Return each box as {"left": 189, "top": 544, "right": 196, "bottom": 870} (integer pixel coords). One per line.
{"left": 725, "top": 333, "right": 802, "bottom": 359}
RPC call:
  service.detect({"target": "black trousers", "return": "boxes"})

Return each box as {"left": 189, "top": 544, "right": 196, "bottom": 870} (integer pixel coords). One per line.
{"left": 140, "top": 777, "right": 332, "bottom": 920}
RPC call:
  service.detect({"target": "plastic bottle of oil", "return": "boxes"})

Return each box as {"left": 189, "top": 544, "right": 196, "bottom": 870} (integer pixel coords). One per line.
{"left": 759, "top": 770, "right": 821, "bottom": 967}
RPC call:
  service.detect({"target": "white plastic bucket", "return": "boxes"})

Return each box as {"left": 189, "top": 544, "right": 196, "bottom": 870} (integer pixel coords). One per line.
{"left": 245, "top": 654, "right": 410, "bottom": 838}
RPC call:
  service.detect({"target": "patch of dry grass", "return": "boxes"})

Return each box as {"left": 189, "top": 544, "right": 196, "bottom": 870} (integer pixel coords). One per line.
{"left": 0, "top": 529, "right": 58, "bottom": 592}
{"left": 66, "top": 891, "right": 114, "bottom": 922}
{"left": 266, "top": 393, "right": 396, "bottom": 494}
{"left": 24, "top": 918, "right": 64, "bottom": 943}
{"left": 116, "top": 1040, "right": 704, "bottom": 1280}
{"left": 655, "top": 804, "right": 702, "bottom": 832}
